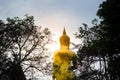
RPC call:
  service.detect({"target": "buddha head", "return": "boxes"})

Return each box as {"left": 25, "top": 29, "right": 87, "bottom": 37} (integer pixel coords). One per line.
{"left": 59, "top": 28, "right": 70, "bottom": 47}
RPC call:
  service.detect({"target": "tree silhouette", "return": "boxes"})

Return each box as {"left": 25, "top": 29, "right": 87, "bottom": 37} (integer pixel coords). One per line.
{"left": 0, "top": 15, "right": 52, "bottom": 80}
{"left": 97, "top": 0, "right": 120, "bottom": 79}
{"left": 75, "top": 0, "right": 120, "bottom": 79}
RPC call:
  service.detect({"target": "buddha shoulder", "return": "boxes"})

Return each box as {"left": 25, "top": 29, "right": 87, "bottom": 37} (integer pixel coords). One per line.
{"left": 54, "top": 50, "right": 76, "bottom": 58}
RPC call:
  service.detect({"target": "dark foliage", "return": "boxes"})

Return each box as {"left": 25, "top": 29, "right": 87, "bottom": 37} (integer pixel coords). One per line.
{"left": 76, "top": 0, "right": 120, "bottom": 80}
{"left": 0, "top": 15, "right": 52, "bottom": 80}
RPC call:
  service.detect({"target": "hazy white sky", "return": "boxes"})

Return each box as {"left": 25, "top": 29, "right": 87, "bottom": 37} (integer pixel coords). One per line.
{"left": 0, "top": 0, "right": 104, "bottom": 52}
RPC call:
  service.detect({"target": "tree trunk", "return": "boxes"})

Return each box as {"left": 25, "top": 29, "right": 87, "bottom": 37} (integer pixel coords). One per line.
{"left": 8, "top": 63, "right": 26, "bottom": 80}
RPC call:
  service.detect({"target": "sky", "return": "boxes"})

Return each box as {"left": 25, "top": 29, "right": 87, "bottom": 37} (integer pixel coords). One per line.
{"left": 0, "top": 0, "right": 106, "bottom": 54}
{"left": 0, "top": 0, "right": 104, "bottom": 53}
{"left": 0, "top": 0, "right": 105, "bottom": 79}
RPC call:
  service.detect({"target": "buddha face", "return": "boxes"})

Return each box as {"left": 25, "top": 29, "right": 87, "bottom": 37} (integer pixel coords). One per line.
{"left": 59, "top": 28, "right": 70, "bottom": 47}
{"left": 60, "top": 35, "right": 70, "bottom": 46}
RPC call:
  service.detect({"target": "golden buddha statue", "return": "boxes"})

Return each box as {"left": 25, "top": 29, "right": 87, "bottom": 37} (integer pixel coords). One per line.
{"left": 52, "top": 28, "right": 77, "bottom": 80}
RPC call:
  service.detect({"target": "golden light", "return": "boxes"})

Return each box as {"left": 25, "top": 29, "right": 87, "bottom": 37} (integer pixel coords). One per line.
{"left": 50, "top": 35, "right": 60, "bottom": 53}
